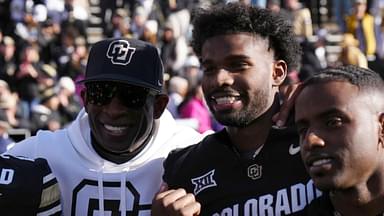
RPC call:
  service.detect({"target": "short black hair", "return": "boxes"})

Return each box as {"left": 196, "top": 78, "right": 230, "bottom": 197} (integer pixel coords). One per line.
{"left": 303, "top": 65, "right": 384, "bottom": 92}
{"left": 191, "top": 3, "right": 301, "bottom": 71}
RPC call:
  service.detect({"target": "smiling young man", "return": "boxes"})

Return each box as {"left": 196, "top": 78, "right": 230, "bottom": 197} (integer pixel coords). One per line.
{"left": 152, "top": 3, "right": 320, "bottom": 216}
{"left": 7, "top": 38, "right": 205, "bottom": 215}
{"left": 295, "top": 65, "right": 384, "bottom": 216}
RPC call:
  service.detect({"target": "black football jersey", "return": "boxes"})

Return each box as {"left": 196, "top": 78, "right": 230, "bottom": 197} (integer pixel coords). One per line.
{"left": 304, "top": 193, "right": 334, "bottom": 216}
{"left": 305, "top": 193, "right": 384, "bottom": 216}
{"left": 164, "top": 127, "right": 322, "bottom": 216}
{"left": 0, "top": 155, "right": 61, "bottom": 215}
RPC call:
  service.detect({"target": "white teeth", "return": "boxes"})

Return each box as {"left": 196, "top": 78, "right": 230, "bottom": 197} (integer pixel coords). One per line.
{"left": 104, "top": 124, "right": 127, "bottom": 133}
{"left": 312, "top": 159, "right": 331, "bottom": 166}
{"left": 214, "top": 96, "right": 238, "bottom": 104}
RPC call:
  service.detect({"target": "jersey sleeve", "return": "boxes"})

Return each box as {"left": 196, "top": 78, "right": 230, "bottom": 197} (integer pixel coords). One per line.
{"left": 34, "top": 158, "right": 62, "bottom": 216}
{"left": 162, "top": 149, "right": 178, "bottom": 185}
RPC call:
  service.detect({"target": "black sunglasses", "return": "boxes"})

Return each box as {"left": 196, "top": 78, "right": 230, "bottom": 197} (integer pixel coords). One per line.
{"left": 85, "top": 81, "right": 157, "bottom": 108}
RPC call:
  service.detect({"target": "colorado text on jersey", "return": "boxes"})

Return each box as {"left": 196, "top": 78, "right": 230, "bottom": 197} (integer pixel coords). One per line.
{"left": 211, "top": 179, "right": 322, "bottom": 216}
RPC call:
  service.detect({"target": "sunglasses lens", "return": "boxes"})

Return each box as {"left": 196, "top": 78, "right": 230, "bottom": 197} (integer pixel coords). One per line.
{"left": 119, "top": 86, "right": 151, "bottom": 108}
{"left": 86, "top": 82, "right": 116, "bottom": 106}
{"left": 86, "top": 82, "right": 154, "bottom": 108}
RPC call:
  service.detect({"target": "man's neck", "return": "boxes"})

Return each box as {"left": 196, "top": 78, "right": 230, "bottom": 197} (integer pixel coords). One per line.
{"left": 330, "top": 170, "right": 384, "bottom": 216}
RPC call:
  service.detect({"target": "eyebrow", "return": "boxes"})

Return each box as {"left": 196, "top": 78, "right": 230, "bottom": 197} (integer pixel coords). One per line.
{"left": 201, "top": 54, "right": 250, "bottom": 66}
{"left": 295, "top": 108, "right": 343, "bottom": 125}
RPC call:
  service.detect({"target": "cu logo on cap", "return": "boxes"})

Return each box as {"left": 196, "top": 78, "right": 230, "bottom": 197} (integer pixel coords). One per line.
{"left": 106, "top": 40, "right": 136, "bottom": 65}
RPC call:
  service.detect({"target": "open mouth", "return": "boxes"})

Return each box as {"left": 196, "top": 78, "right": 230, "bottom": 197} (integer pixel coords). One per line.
{"left": 103, "top": 123, "right": 129, "bottom": 135}
{"left": 310, "top": 158, "right": 332, "bottom": 167}
{"left": 213, "top": 95, "right": 241, "bottom": 104}
{"left": 210, "top": 94, "right": 242, "bottom": 111}
{"left": 306, "top": 155, "right": 334, "bottom": 174}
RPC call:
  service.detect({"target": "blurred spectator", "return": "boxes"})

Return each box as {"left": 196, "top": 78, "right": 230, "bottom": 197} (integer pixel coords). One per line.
{"left": 12, "top": 2, "right": 50, "bottom": 46}
{"left": 166, "top": 7, "right": 190, "bottom": 39}
{"left": 160, "top": 7, "right": 190, "bottom": 75}
{"left": 137, "top": 0, "right": 155, "bottom": 18}
{"left": 299, "top": 39, "right": 322, "bottom": 81}
{"left": 104, "top": 8, "right": 132, "bottom": 38}
{"left": 181, "top": 54, "right": 202, "bottom": 89}
{"left": 130, "top": 6, "right": 148, "bottom": 39}
{"left": 54, "top": 27, "right": 81, "bottom": 77}
{"left": 333, "top": 0, "right": 352, "bottom": 32}
{"left": 313, "top": 28, "right": 328, "bottom": 69}
{"left": 37, "top": 19, "right": 61, "bottom": 65}
{"left": 369, "top": 0, "right": 384, "bottom": 58}
{"left": 267, "top": 0, "right": 290, "bottom": 20}
{"left": 30, "top": 85, "right": 61, "bottom": 135}
{"left": 61, "top": 0, "right": 89, "bottom": 39}
{"left": 0, "top": 110, "right": 14, "bottom": 153}
{"left": 167, "top": 76, "right": 189, "bottom": 118}
{"left": 57, "top": 76, "right": 82, "bottom": 126}
{"left": 0, "top": 36, "right": 17, "bottom": 85}
{"left": 284, "top": 0, "right": 313, "bottom": 41}
{"left": 136, "top": 0, "right": 166, "bottom": 27}
{"left": 37, "top": 64, "right": 57, "bottom": 92}
{"left": 59, "top": 36, "right": 88, "bottom": 80}
{"left": 140, "top": 19, "right": 159, "bottom": 45}
{"left": 159, "top": 0, "right": 198, "bottom": 18}
{"left": 339, "top": 33, "right": 368, "bottom": 68}
{"left": 344, "top": 0, "right": 380, "bottom": 59}
{"left": 0, "top": 1, "right": 13, "bottom": 36}
{"left": 178, "top": 82, "right": 212, "bottom": 134}
{"left": 45, "top": 0, "right": 66, "bottom": 23}
{"left": 251, "top": 0, "right": 267, "bottom": 7}
{"left": 160, "top": 21, "right": 189, "bottom": 76}
{"left": 10, "top": 0, "right": 29, "bottom": 24}
{"left": 15, "top": 44, "right": 42, "bottom": 114}
{"left": 0, "top": 80, "right": 30, "bottom": 130}
{"left": 345, "top": 0, "right": 384, "bottom": 74}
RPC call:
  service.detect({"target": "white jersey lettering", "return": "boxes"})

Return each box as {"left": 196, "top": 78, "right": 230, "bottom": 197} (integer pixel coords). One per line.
{"left": 0, "top": 168, "right": 14, "bottom": 184}
{"left": 212, "top": 180, "right": 322, "bottom": 216}
{"left": 291, "top": 183, "right": 307, "bottom": 212}
{"left": 244, "top": 199, "right": 257, "bottom": 216}
{"left": 259, "top": 194, "right": 274, "bottom": 216}
{"left": 275, "top": 189, "right": 290, "bottom": 216}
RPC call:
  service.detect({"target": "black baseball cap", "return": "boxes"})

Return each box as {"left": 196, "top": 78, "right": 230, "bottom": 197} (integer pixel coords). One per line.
{"left": 80, "top": 38, "right": 164, "bottom": 93}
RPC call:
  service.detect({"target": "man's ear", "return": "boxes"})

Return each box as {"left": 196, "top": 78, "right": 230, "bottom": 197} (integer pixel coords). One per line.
{"left": 272, "top": 60, "right": 288, "bottom": 86}
{"left": 80, "top": 88, "right": 88, "bottom": 112}
{"left": 153, "top": 94, "right": 169, "bottom": 119}
{"left": 379, "top": 113, "right": 384, "bottom": 148}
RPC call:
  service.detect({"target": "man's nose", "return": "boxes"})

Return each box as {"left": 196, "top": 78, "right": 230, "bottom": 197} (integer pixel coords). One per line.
{"left": 303, "top": 132, "right": 326, "bottom": 151}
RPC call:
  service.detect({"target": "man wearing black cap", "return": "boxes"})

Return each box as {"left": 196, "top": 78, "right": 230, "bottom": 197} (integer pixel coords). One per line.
{"left": 7, "top": 38, "right": 205, "bottom": 215}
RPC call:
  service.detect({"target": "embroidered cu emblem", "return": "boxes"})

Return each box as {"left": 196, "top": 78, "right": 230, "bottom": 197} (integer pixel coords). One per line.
{"left": 191, "top": 169, "right": 217, "bottom": 195}
{"left": 247, "top": 164, "right": 262, "bottom": 180}
{"left": 106, "top": 40, "right": 136, "bottom": 65}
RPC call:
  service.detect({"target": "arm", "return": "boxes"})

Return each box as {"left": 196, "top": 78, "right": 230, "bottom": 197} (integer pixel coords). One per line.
{"left": 35, "top": 158, "right": 62, "bottom": 215}
{"left": 152, "top": 149, "right": 201, "bottom": 216}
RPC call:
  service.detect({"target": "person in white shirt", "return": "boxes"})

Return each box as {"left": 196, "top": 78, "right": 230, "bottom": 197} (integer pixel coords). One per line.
{"left": 8, "top": 38, "right": 205, "bottom": 216}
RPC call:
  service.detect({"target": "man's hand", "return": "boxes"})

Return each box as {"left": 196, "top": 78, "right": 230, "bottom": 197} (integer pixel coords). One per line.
{"left": 273, "top": 83, "right": 303, "bottom": 127}
{"left": 152, "top": 183, "right": 201, "bottom": 216}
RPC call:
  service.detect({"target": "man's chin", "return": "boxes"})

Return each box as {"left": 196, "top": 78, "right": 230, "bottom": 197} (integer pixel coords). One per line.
{"left": 215, "top": 115, "right": 252, "bottom": 128}
{"left": 312, "top": 178, "right": 337, "bottom": 192}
